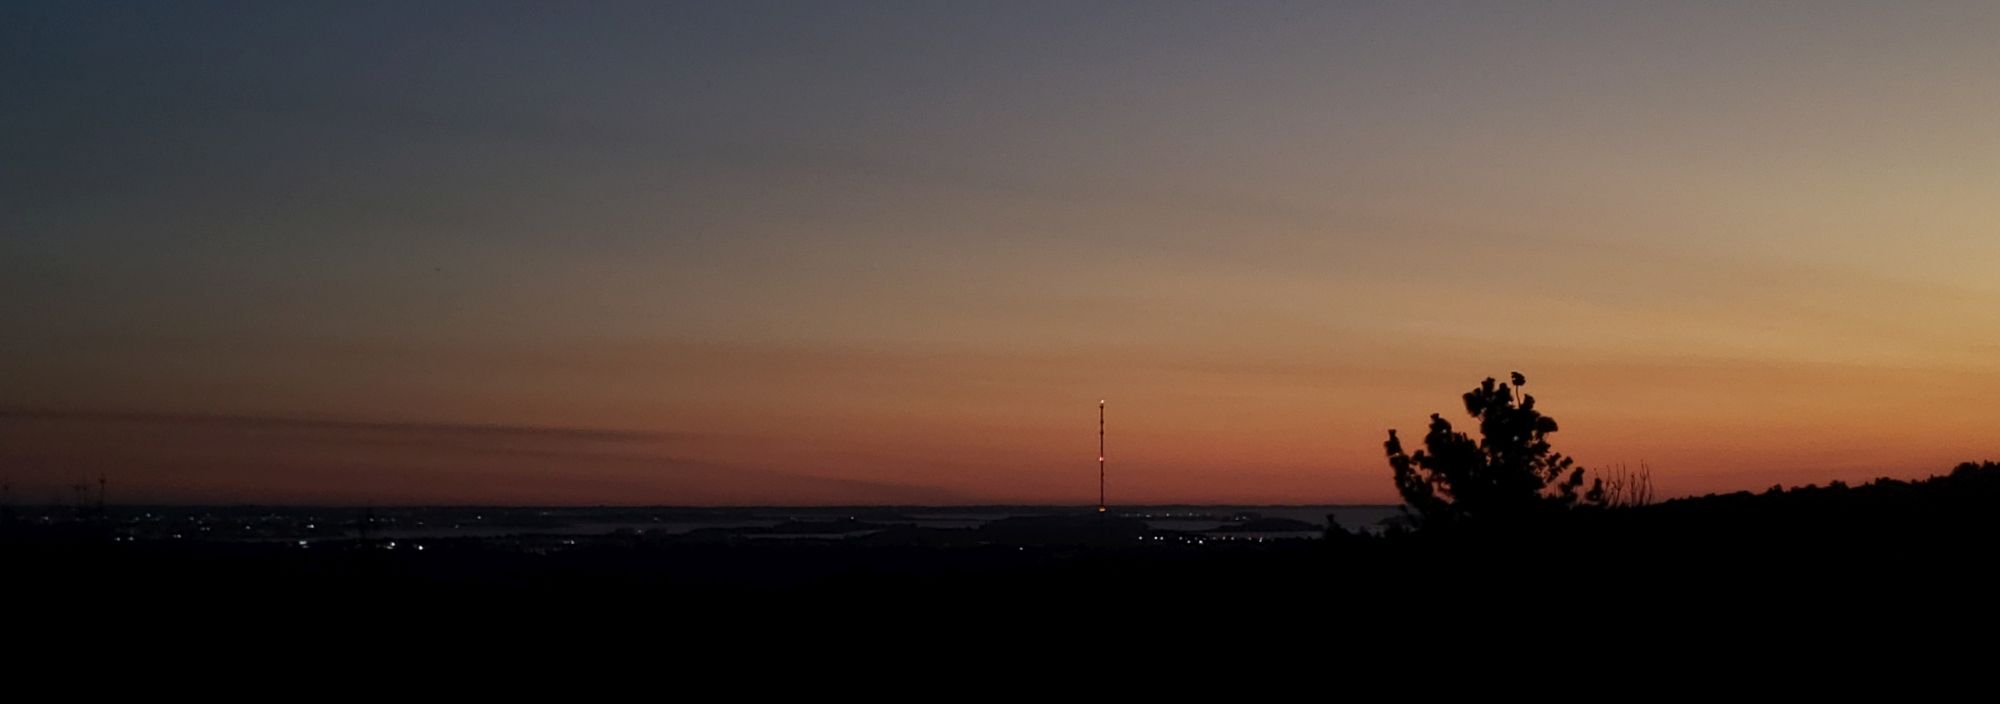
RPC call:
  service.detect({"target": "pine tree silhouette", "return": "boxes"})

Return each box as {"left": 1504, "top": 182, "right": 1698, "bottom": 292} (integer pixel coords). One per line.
{"left": 1385, "top": 372, "right": 1599, "bottom": 528}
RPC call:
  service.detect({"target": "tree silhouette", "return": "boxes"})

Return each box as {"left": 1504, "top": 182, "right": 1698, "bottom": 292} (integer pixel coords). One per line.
{"left": 1385, "top": 372, "right": 1598, "bottom": 527}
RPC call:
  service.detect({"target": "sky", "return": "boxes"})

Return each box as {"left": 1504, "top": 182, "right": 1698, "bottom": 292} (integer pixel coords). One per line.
{"left": 4, "top": 1, "right": 1998, "bottom": 505}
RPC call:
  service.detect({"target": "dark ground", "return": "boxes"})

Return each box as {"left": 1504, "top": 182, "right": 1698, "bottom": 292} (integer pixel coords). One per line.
{"left": 9, "top": 465, "right": 2000, "bottom": 655}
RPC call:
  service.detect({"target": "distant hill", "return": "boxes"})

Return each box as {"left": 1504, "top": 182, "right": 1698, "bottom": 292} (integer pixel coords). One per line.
{"left": 1208, "top": 517, "right": 1321, "bottom": 533}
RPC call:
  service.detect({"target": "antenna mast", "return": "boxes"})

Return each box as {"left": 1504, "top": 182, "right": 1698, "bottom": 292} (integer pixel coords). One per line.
{"left": 1097, "top": 400, "right": 1106, "bottom": 514}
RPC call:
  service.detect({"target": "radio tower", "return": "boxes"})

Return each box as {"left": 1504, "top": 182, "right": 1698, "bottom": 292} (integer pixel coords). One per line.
{"left": 1097, "top": 399, "right": 1107, "bottom": 514}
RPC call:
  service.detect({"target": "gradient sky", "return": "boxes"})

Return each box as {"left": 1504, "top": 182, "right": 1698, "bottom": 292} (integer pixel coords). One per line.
{"left": 5, "top": 1, "right": 1998, "bottom": 505}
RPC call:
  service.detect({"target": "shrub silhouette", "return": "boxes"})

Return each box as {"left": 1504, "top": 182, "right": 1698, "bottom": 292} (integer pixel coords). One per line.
{"left": 1594, "top": 461, "right": 1656, "bottom": 508}
{"left": 1385, "top": 372, "right": 1598, "bottom": 527}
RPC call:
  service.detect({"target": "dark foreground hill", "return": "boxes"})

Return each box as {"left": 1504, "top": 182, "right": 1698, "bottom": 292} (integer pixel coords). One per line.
{"left": 1546, "top": 460, "right": 2000, "bottom": 554}
{"left": 1637, "top": 460, "right": 2000, "bottom": 540}
{"left": 5, "top": 463, "right": 1999, "bottom": 634}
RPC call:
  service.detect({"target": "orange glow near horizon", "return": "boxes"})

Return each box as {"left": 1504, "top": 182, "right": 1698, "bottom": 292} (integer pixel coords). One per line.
{"left": 6, "top": 4, "right": 2000, "bottom": 505}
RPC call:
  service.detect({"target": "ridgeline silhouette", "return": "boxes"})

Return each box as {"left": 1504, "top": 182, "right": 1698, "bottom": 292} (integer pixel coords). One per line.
{"left": 6, "top": 371, "right": 1999, "bottom": 630}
